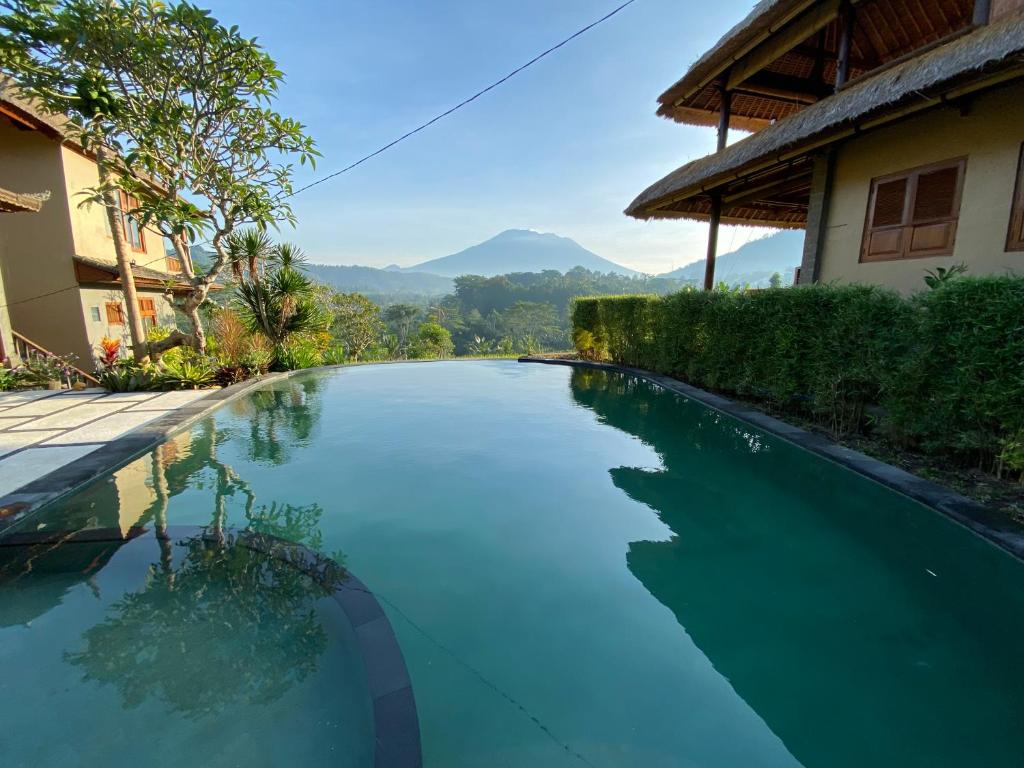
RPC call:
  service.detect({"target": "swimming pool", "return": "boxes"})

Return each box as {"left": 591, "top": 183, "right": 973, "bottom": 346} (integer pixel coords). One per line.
{"left": 3, "top": 361, "right": 1023, "bottom": 767}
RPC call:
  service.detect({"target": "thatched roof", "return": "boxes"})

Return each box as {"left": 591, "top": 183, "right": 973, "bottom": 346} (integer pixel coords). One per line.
{"left": 657, "top": 0, "right": 975, "bottom": 129}
{"left": 657, "top": 0, "right": 808, "bottom": 127}
{"left": 627, "top": 15, "right": 1024, "bottom": 222}
{"left": 0, "top": 187, "right": 48, "bottom": 214}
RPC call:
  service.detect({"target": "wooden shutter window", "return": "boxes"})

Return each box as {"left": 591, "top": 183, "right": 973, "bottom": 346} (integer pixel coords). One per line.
{"left": 105, "top": 301, "right": 125, "bottom": 325}
{"left": 117, "top": 191, "right": 146, "bottom": 253}
{"left": 138, "top": 298, "right": 158, "bottom": 327}
{"left": 1007, "top": 143, "right": 1024, "bottom": 252}
{"left": 861, "top": 158, "right": 965, "bottom": 263}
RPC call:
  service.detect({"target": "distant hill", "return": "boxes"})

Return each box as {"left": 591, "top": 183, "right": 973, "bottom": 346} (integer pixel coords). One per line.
{"left": 660, "top": 230, "right": 804, "bottom": 287}
{"left": 405, "top": 229, "right": 638, "bottom": 278}
{"left": 304, "top": 263, "right": 453, "bottom": 299}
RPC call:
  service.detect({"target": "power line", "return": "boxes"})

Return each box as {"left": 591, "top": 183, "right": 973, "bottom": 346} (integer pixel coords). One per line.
{"left": 0, "top": 1, "right": 638, "bottom": 312}
{"left": 285, "top": 0, "right": 638, "bottom": 199}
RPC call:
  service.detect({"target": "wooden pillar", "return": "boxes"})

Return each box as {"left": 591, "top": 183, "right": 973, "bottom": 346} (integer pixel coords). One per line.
{"left": 798, "top": 148, "right": 837, "bottom": 285}
{"left": 835, "top": 0, "right": 855, "bottom": 90}
{"left": 704, "top": 80, "right": 731, "bottom": 291}
{"left": 703, "top": 195, "right": 722, "bottom": 291}
{"left": 973, "top": 0, "right": 992, "bottom": 25}
{"left": 716, "top": 81, "right": 731, "bottom": 152}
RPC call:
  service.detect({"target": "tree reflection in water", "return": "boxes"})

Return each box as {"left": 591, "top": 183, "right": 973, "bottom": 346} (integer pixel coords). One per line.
{"left": 64, "top": 529, "right": 345, "bottom": 719}
{"left": 59, "top": 376, "right": 347, "bottom": 716}
{"left": 232, "top": 376, "right": 324, "bottom": 465}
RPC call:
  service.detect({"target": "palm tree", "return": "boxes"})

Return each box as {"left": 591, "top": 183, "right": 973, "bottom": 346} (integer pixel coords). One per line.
{"left": 225, "top": 229, "right": 273, "bottom": 282}
{"left": 234, "top": 242, "right": 324, "bottom": 364}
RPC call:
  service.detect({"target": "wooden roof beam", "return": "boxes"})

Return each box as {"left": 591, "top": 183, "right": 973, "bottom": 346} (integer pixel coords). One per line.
{"left": 727, "top": 0, "right": 842, "bottom": 91}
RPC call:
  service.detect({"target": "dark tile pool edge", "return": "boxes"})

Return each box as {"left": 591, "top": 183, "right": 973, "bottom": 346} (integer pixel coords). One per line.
{"left": 0, "top": 372, "right": 307, "bottom": 531}
{"left": 519, "top": 356, "right": 1024, "bottom": 561}
{"left": 0, "top": 525, "right": 423, "bottom": 768}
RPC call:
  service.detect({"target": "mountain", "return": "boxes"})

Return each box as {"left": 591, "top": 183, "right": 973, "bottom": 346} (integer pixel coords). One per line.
{"left": 405, "top": 229, "right": 638, "bottom": 278}
{"left": 660, "top": 230, "right": 803, "bottom": 287}
{"left": 303, "top": 264, "right": 453, "bottom": 299}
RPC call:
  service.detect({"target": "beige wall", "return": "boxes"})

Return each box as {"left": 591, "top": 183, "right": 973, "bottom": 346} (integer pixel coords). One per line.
{"left": 0, "top": 119, "right": 92, "bottom": 363}
{"left": 818, "top": 82, "right": 1024, "bottom": 294}
{"left": 61, "top": 145, "right": 169, "bottom": 273}
{"left": 79, "top": 286, "right": 177, "bottom": 369}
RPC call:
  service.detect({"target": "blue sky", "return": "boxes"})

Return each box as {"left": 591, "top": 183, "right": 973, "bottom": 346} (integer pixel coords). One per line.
{"left": 204, "top": 0, "right": 768, "bottom": 274}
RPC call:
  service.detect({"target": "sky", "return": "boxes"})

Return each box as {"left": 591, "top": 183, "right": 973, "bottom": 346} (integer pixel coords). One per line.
{"left": 203, "top": 0, "right": 771, "bottom": 275}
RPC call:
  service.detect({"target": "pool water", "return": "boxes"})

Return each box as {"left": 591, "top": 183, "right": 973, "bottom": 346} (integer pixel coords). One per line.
{"left": 4, "top": 361, "right": 1024, "bottom": 767}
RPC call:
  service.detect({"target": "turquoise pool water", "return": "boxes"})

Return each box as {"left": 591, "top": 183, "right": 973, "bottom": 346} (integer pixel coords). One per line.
{"left": 3, "top": 361, "right": 1024, "bottom": 767}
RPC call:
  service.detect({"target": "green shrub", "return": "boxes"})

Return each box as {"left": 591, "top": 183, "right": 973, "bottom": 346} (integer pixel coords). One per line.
{"left": 150, "top": 354, "right": 216, "bottom": 390}
{"left": 99, "top": 360, "right": 153, "bottom": 392}
{"left": 572, "top": 277, "right": 1024, "bottom": 475}
{"left": 275, "top": 334, "right": 324, "bottom": 370}
{"left": 0, "top": 368, "right": 17, "bottom": 391}
{"left": 322, "top": 346, "right": 347, "bottom": 365}
{"left": 886, "top": 276, "right": 1024, "bottom": 468}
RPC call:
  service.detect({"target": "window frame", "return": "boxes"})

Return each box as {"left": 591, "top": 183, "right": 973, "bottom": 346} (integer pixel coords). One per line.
{"left": 860, "top": 157, "right": 967, "bottom": 263}
{"left": 138, "top": 297, "right": 158, "bottom": 327}
{"left": 1007, "top": 142, "right": 1024, "bottom": 252}
{"left": 117, "top": 191, "right": 147, "bottom": 253}
{"left": 105, "top": 301, "right": 125, "bottom": 326}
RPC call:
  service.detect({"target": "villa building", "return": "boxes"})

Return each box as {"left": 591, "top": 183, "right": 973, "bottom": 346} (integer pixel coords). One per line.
{"left": 0, "top": 83, "right": 191, "bottom": 371}
{"left": 627, "top": 0, "right": 1024, "bottom": 293}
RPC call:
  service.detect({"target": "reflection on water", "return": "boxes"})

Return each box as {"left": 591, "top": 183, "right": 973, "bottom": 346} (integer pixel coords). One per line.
{"left": 17, "top": 378, "right": 329, "bottom": 546}
{"left": 63, "top": 531, "right": 339, "bottom": 719}
{"left": 570, "top": 368, "right": 1024, "bottom": 768}
{"left": 0, "top": 378, "right": 375, "bottom": 766}
{"left": 0, "top": 526, "right": 373, "bottom": 768}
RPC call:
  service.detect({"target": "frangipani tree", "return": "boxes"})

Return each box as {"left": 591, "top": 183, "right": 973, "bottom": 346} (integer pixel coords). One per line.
{"left": 0, "top": 0, "right": 318, "bottom": 356}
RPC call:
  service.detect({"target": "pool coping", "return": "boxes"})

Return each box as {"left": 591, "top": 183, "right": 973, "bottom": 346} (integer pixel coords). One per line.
{"left": 519, "top": 356, "right": 1024, "bottom": 561}
{"left": 0, "top": 524, "right": 422, "bottom": 768}
{"left": 0, "top": 372, "right": 309, "bottom": 531}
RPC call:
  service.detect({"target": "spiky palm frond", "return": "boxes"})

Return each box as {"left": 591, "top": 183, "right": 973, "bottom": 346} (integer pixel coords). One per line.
{"left": 270, "top": 242, "right": 308, "bottom": 271}
{"left": 225, "top": 229, "right": 273, "bottom": 281}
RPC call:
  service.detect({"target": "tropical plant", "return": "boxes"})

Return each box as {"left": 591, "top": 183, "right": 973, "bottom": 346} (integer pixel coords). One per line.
{"left": 322, "top": 346, "right": 347, "bottom": 366}
{"left": 98, "top": 359, "right": 153, "bottom": 392}
{"left": 225, "top": 229, "right": 273, "bottom": 282}
{"left": 150, "top": 354, "right": 216, "bottom": 390}
{"left": 0, "top": 0, "right": 319, "bottom": 356}
{"left": 234, "top": 245, "right": 326, "bottom": 368}
{"left": 97, "top": 336, "right": 121, "bottom": 367}
{"left": 0, "top": 367, "right": 19, "bottom": 391}
{"left": 330, "top": 292, "right": 383, "bottom": 361}
{"left": 16, "top": 353, "right": 78, "bottom": 388}
{"left": 408, "top": 322, "right": 454, "bottom": 359}
{"left": 923, "top": 263, "right": 968, "bottom": 290}
{"left": 275, "top": 334, "right": 323, "bottom": 370}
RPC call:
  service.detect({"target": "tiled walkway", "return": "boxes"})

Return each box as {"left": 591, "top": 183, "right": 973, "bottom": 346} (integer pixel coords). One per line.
{"left": 0, "top": 388, "right": 210, "bottom": 497}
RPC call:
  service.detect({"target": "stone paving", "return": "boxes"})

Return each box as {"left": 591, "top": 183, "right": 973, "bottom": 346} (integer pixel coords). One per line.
{"left": 0, "top": 387, "right": 210, "bottom": 498}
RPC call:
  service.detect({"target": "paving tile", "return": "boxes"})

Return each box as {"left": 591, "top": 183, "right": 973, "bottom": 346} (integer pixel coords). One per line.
{"left": 0, "top": 444, "right": 101, "bottom": 497}
{"left": 99, "top": 392, "right": 163, "bottom": 403}
{"left": 0, "top": 390, "right": 62, "bottom": 406}
{"left": 3, "top": 394, "right": 104, "bottom": 418}
{"left": 126, "top": 390, "right": 210, "bottom": 410}
{"left": 10, "top": 401, "right": 129, "bottom": 430}
{"left": 0, "top": 417, "right": 38, "bottom": 430}
{"left": 44, "top": 410, "right": 168, "bottom": 446}
{"left": 0, "top": 429, "right": 64, "bottom": 457}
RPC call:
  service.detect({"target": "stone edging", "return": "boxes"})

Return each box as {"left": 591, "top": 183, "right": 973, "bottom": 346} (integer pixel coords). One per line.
{"left": 519, "top": 356, "right": 1024, "bottom": 561}
{"left": 0, "top": 525, "right": 422, "bottom": 768}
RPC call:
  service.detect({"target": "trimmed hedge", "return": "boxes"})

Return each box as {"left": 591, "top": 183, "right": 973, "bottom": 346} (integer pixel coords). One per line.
{"left": 571, "top": 278, "right": 1024, "bottom": 475}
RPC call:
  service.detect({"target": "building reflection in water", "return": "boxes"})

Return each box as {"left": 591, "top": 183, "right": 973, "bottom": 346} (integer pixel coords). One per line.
{"left": 569, "top": 367, "right": 1024, "bottom": 768}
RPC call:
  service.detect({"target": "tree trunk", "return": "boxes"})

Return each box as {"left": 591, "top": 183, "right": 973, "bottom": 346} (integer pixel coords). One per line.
{"left": 97, "top": 146, "right": 149, "bottom": 363}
